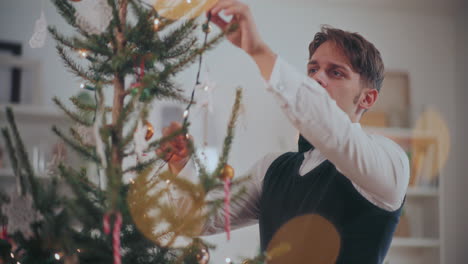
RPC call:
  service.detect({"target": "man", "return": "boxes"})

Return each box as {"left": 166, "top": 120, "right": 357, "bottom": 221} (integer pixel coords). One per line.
{"left": 160, "top": 0, "right": 410, "bottom": 262}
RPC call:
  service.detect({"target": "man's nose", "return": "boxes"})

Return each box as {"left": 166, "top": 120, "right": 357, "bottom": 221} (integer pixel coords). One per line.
{"left": 312, "top": 70, "right": 327, "bottom": 88}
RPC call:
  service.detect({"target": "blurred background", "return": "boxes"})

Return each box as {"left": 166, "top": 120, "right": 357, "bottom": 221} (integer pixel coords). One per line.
{"left": 0, "top": 0, "right": 467, "bottom": 263}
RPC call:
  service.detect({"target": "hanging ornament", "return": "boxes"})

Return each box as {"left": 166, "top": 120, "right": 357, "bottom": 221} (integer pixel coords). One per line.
{"left": 0, "top": 192, "right": 43, "bottom": 237}
{"left": 140, "top": 88, "right": 151, "bottom": 101}
{"left": 103, "top": 212, "right": 122, "bottom": 264}
{"left": 154, "top": 0, "right": 217, "bottom": 20}
{"left": 202, "top": 23, "right": 211, "bottom": 33}
{"left": 29, "top": 11, "right": 47, "bottom": 48}
{"left": 75, "top": 0, "right": 112, "bottom": 34}
{"left": 144, "top": 121, "right": 154, "bottom": 141}
{"left": 219, "top": 164, "right": 234, "bottom": 181}
{"left": 218, "top": 164, "right": 234, "bottom": 240}
{"left": 134, "top": 120, "right": 150, "bottom": 159}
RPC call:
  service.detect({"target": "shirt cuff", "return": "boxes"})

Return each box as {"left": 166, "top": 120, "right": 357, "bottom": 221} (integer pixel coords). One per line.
{"left": 264, "top": 56, "right": 323, "bottom": 106}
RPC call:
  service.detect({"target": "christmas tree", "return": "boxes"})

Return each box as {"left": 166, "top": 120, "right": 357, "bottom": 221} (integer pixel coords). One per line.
{"left": 0, "top": 0, "right": 256, "bottom": 263}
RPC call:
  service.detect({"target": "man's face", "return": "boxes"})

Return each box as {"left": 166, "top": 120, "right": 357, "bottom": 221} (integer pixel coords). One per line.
{"left": 307, "top": 41, "right": 368, "bottom": 121}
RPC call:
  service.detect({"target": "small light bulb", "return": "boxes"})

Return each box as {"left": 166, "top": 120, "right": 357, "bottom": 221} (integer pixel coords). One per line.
{"left": 225, "top": 257, "right": 231, "bottom": 263}
{"left": 185, "top": 133, "right": 190, "bottom": 139}
{"left": 10, "top": 252, "right": 14, "bottom": 258}
{"left": 166, "top": 179, "right": 170, "bottom": 184}
{"left": 79, "top": 50, "right": 88, "bottom": 58}
{"left": 204, "top": 85, "right": 209, "bottom": 91}
{"left": 54, "top": 253, "right": 60, "bottom": 260}
{"left": 183, "top": 110, "right": 189, "bottom": 118}
{"left": 77, "top": 249, "right": 81, "bottom": 253}
{"left": 153, "top": 18, "right": 161, "bottom": 30}
{"left": 80, "top": 83, "right": 85, "bottom": 89}
{"left": 186, "top": 0, "right": 192, "bottom": 3}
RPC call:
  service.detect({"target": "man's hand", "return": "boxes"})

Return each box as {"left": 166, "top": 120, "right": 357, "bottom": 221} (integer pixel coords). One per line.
{"left": 210, "top": 0, "right": 265, "bottom": 56}
{"left": 209, "top": 0, "right": 277, "bottom": 80}
{"left": 156, "top": 122, "right": 191, "bottom": 175}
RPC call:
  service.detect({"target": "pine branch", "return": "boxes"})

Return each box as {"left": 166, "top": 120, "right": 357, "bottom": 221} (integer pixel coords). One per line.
{"left": 160, "top": 20, "right": 197, "bottom": 54}
{"left": 79, "top": 34, "right": 114, "bottom": 57}
{"left": 106, "top": 0, "right": 122, "bottom": 33}
{"left": 212, "top": 88, "right": 243, "bottom": 181}
{"left": 4, "top": 108, "right": 39, "bottom": 200}
{"left": 50, "top": 0, "right": 91, "bottom": 38}
{"left": 116, "top": 92, "right": 145, "bottom": 140}
{"left": 159, "top": 26, "right": 233, "bottom": 78}
{"left": 186, "top": 140, "right": 212, "bottom": 190}
{"left": 49, "top": 28, "right": 113, "bottom": 60}
{"left": 55, "top": 45, "right": 99, "bottom": 84}
{"left": 128, "top": 0, "right": 145, "bottom": 17}
{"left": 53, "top": 97, "right": 93, "bottom": 126}
{"left": 123, "top": 157, "right": 160, "bottom": 174}
{"left": 48, "top": 26, "right": 76, "bottom": 50}
{"left": 58, "top": 164, "right": 105, "bottom": 228}
{"left": 142, "top": 78, "right": 190, "bottom": 103}
{"left": 159, "top": 38, "right": 197, "bottom": 60}
{"left": 122, "top": 119, "right": 139, "bottom": 150}
{"left": 70, "top": 95, "right": 112, "bottom": 113}
{"left": 52, "top": 126, "right": 100, "bottom": 163}
{"left": 1, "top": 127, "right": 26, "bottom": 194}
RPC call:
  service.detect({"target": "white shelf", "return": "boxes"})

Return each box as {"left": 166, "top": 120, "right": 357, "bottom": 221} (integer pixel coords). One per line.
{"left": 0, "top": 104, "right": 67, "bottom": 121}
{"left": 391, "top": 238, "right": 440, "bottom": 248}
{"left": 406, "top": 187, "right": 439, "bottom": 197}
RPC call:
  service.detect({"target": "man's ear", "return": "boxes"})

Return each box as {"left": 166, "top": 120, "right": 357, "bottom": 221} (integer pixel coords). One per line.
{"left": 359, "top": 88, "right": 379, "bottom": 110}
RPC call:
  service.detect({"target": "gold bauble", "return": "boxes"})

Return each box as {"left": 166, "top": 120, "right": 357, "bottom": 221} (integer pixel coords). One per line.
{"left": 153, "top": 0, "right": 217, "bottom": 20}
{"left": 219, "top": 164, "right": 234, "bottom": 181}
{"left": 145, "top": 121, "right": 154, "bottom": 141}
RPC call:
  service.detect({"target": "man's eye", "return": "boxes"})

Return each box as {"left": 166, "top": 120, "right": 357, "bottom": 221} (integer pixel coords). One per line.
{"left": 308, "top": 68, "right": 318, "bottom": 74}
{"left": 332, "top": 70, "right": 344, "bottom": 77}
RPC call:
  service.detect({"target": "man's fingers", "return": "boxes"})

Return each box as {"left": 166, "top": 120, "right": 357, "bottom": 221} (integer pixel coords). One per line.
{"left": 223, "top": 4, "right": 246, "bottom": 17}
{"left": 210, "top": 0, "right": 236, "bottom": 16}
{"left": 210, "top": 13, "right": 228, "bottom": 31}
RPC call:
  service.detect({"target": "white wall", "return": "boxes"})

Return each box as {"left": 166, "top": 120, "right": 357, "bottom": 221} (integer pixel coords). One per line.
{"left": 1, "top": 0, "right": 466, "bottom": 263}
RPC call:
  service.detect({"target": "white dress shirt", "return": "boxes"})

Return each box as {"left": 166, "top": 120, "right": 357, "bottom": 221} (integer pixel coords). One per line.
{"left": 176, "top": 56, "right": 410, "bottom": 236}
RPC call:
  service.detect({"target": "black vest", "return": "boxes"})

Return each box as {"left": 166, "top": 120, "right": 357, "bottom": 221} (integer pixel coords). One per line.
{"left": 259, "top": 151, "right": 403, "bottom": 263}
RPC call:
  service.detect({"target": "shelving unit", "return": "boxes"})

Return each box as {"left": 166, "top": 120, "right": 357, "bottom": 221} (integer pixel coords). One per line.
{"left": 365, "top": 126, "right": 443, "bottom": 264}
{"left": 391, "top": 238, "right": 440, "bottom": 248}
{"left": 0, "top": 104, "right": 74, "bottom": 191}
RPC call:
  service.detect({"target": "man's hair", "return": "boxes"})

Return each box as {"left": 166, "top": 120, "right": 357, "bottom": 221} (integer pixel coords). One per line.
{"left": 308, "top": 25, "right": 385, "bottom": 92}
